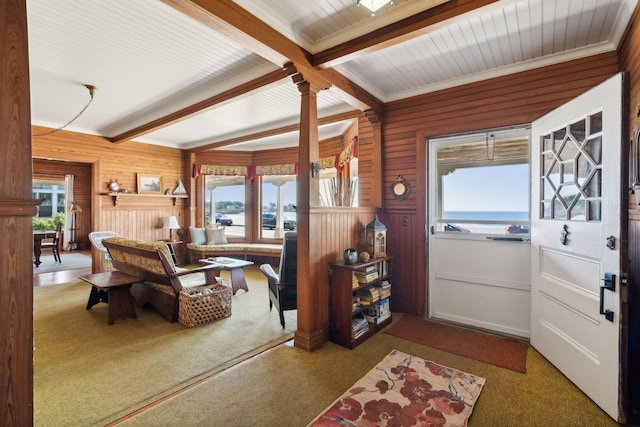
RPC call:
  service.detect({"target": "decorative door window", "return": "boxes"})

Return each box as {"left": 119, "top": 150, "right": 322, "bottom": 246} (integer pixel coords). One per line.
{"left": 539, "top": 111, "right": 602, "bottom": 221}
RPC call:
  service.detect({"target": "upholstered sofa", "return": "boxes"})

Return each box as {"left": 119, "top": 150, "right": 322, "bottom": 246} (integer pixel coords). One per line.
{"left": 103, "top": 237, "right": 223, "bottom": 322}
{"left": 186, "top": 226, "right": 282, "bottom": 263}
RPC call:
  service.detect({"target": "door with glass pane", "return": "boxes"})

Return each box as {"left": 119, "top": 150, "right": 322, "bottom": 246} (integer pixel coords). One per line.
{"left": 530, "top": 73, "right": 623, "bottom": 421}
{"left": 428, "top": 127, "right": 531, "bottom": 338}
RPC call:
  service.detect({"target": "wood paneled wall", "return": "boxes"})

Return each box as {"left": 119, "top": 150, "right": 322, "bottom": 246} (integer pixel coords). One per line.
{"left": 310, "top": 207, "right": 378, "bottom": 338}
{"left": 32, "top": 127, "right": 190, "bottom": 271}
{"left": 381, "top": 51, "right": 620, "bottom": 317}
{"left": 32, "top": 159, "right": 91, "bottom": 249}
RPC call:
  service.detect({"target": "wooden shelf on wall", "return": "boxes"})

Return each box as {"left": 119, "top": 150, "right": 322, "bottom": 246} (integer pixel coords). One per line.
{"left": 103, "top": 192, "right": 188, "bottom": 207}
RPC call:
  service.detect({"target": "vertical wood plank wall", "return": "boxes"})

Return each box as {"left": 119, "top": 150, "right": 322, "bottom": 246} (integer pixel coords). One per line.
{"left": 381, "top": 51, "right": 619, "bottom": 316}
{"left": 618, "top": 2, "right": 640, "bottom": 419}
{"left": 32, "top": 128, "right": 189, "bottom": 271}
{"left": 311, "top": 207, "right": 378, "bottom": 338}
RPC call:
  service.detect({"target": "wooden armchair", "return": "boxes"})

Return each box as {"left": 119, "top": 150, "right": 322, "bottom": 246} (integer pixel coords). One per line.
{"left": 103, "top": 237, "right": 222, "bottom": 322}
{"left": 260, "top": 231, "right": 297, "bottom": 328}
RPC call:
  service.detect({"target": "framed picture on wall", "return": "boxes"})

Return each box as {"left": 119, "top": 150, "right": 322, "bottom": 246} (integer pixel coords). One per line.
{"left": 137, "top": 174, "right": 163, "bottom": 194}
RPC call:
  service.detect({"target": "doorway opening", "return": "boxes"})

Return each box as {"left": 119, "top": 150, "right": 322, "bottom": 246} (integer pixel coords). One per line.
{"left": 428, "top": 126, "right": 531, "bottom": 338}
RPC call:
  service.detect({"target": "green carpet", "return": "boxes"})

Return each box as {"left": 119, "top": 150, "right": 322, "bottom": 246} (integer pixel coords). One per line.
{"left": 34, "top": 265, "right": 295, "bottom": 426}
{"left": 118, "top": 323, "right": 620, "bottom": 427}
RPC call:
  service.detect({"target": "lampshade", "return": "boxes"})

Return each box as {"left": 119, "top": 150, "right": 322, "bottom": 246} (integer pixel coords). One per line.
{"left": 357, "top": 0, "right": 393, "bottom": 15}
{"left": 163, "top": 216, "right": 180, "bottom": 230}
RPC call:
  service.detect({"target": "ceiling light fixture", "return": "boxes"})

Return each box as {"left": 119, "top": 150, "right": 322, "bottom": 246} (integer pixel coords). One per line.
{"left": 357, "top": 0, "right": 394, "bottom": 16}
{"left": 33, "top": 84, "right": 97, "bottom": 137}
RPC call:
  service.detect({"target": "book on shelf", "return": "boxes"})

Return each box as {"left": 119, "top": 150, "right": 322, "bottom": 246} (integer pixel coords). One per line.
{"left": 351, "top": 272, "right": 359, "bottom": 289}
{"left": 354, "top": 271, "right": 379, "bottom": 283}
{"left": 355, "top": 264, "right": 377, "bottom": 273}
{"left": 355, "top": 286, "right": 379, "bottom": 303}
{"left": 373, "top": 280, "right": 391, "bottom": 299}
{"left": 352, "top": 327, "right": 369, "bottom": 340}
{"left": 378, "top": 260, "right": 390, "bottom": 277}
{"left": 351, "top": 316, "right": 369, "bottom": 338}
{"left": 363, "top": 312, "right": 391, "bottom": 324}
{"left": 364, "top": 297, "right": 391, "bottom": 319}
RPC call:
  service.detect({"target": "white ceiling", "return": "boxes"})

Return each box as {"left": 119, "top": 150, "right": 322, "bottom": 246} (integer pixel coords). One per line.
{"left": 27, "top": 0, "right": 638, "bottom": 152}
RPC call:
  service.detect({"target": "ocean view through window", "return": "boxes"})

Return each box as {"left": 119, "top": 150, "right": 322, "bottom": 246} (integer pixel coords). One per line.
{"left": 432, "top": 128, "right": 530, "bottom": 235}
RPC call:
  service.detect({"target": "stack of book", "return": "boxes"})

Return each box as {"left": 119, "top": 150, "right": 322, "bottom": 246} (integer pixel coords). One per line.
{"left": 354, "top": 265, "right": 378, "bottom": 283}
{"left": 374, "top": 280, "right": 391, "bottom": 300}
{"left": 355, "top": 286, "right": 379, "bottom": 304}
{"left": 351, "top": 316, "right": 369, "bottom": 339}
{"left": 351, "top": 272, "right": 359, "bottom": 289}
{"left": 364, "top": 297, "right": 391, "bottom": 324}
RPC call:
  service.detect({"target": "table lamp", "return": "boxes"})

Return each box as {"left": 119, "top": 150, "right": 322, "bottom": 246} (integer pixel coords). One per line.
{"left": 163, "top": 215, "right": 180, "bottom": 242}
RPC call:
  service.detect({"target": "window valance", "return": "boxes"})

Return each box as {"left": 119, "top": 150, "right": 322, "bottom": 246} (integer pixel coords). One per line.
{"left": 193, "top": 163, "right": 297, "bottom": 180}
{"left": 193, "top": 136, "right": 357, "bottom": 178}
{"left": 318, "top": 136, "right": 359, "bottom": 172}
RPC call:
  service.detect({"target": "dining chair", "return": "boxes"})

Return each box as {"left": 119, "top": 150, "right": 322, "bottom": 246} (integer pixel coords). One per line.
{"left": 40, "top": 222, "right": 62, "bottom": 263}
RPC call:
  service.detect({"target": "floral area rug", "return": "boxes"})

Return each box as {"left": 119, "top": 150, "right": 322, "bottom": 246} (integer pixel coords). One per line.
{"left": 308, "top": 349, "right": 486, "bottom": 427}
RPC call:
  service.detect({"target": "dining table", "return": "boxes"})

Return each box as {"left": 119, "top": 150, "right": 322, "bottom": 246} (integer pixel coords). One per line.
{"left": 33, "top": 230, "right": 57, "bottom": 267}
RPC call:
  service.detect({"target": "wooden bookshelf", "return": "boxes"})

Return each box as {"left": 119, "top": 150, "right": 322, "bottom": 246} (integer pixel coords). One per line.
{"left": 329, "top": 256, "right": 392, "bottom": 349}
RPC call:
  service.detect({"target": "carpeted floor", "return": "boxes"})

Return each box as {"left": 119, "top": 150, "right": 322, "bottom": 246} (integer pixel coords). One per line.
{"left": 118, "top": 318, "right": 621, "bottom": 427}
{"left": 384, "top": 315, "right": 528, "bottom": 372}
{"left": 34, "top": 265, "right": 296, "bottom": 426}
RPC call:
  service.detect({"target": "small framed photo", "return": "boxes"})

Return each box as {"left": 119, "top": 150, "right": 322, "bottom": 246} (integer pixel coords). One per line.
{"left": 137, "top": 174, "right": 163, "bottom": 194}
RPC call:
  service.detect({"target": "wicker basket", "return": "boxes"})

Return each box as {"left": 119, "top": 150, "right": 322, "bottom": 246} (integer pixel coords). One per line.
{"left": 178, "top": 284, "right": 232, "bottom": 327}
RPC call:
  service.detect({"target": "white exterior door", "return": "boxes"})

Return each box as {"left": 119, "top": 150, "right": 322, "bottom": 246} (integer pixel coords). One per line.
{"left": 530, "top": 73, "right": 624, "bottom": 421}
{"left": 428, "top": 127, "right": 531, "bottom": 338}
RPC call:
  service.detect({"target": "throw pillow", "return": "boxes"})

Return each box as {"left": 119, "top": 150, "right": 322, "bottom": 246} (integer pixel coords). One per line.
{"left": 189, "top": 227, "right": 207, "bottom": 245}
{"left": 206, "top": 227, "right": 228, "bottom": 245}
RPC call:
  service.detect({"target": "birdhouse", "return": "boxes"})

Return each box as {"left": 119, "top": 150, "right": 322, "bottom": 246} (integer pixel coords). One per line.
{"left": 365, "top": 214, "right": 387, "bottom": 258}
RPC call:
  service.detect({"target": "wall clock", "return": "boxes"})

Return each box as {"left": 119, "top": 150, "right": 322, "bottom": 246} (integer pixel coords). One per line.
{"left": 108, "top": 179, "right": 121, "bottom": 193}
{"left": 391, "top": 175, "right": 410, "bottom": 200}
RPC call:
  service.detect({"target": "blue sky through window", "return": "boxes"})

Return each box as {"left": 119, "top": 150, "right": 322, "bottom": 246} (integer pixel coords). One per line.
{"left": 442, "top": 163, "right": 529, "bottom": 213}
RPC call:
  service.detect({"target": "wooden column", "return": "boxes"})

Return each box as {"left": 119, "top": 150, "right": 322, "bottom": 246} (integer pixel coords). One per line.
{"left": 0, "top": 0, "right": 36, "bottom": 424}
{"left": 293, "top": 78, "right": 326, "bottom": 351}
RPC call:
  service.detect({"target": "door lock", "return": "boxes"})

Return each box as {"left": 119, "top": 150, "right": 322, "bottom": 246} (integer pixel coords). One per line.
{"left": 599, "top": 273, "right": 615, "bottom": 322}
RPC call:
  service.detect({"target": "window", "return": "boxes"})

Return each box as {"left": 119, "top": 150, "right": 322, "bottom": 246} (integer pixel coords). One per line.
{"left": 539, "top": 112, "right": 602, "bottom": 221}
{"left": 204, "top": 175, "right": 246, "bottom": 238}
{"left": 432, "top": 128, "right": 530, "bottom": 235}
{"left": 33, "top": 179, "right": 65, "bottom": 219}
{"left": 319, "top": 157, "right": 359, "bottom": 207}
{"left": 261, "top": 175, "right": 296, "bottom": 239}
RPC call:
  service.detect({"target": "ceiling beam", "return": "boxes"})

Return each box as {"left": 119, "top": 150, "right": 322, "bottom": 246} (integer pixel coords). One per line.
{"left": 312, "top": 0, "right": 501, "bottom": 69}
{"left": 160, "top": 0, "right": 384, "bottom": 114}
{"left": 190, "top": 110, "right": 360, "bottom": 153}
{"left": 110, "top": 69, "right": 287, "bottom": 144}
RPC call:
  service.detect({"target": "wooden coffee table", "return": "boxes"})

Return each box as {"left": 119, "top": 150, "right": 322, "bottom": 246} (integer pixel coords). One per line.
{"left": 79, "top": 271, "right": 142, "bottom": 324}
{"left": 200, "top": 257, "right": 253, "bottom": 295}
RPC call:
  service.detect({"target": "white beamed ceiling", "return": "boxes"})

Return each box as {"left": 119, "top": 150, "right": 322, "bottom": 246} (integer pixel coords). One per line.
{"left": 27, "top": 0, "right": 638, "bottom": 151}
